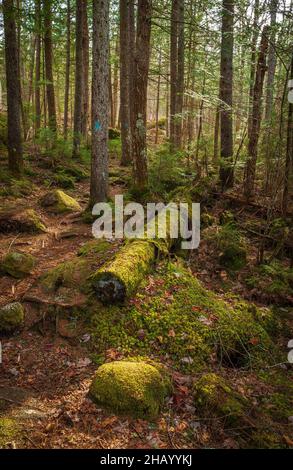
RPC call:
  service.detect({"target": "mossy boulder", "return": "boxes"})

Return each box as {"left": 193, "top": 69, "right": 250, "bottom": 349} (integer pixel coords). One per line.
{"left": 1, "top": 252, "right": 37, "bottom": 278}
{"left": 0, "top": 418, "right": 20, "bottom": 448}
{"left": 193, "top": 373, "right": 247, "bottom": 425}
{"left": 0, "top": 208, "right": 46, "bottom": 234}
{"left": 0, "top": 302, "right": 24, "bottom": 333}
{"left": 89, "top": 361, "right": 171, "bottom": 420}
{"left": 40, "top": 190, "right": 81, "bottom": 214}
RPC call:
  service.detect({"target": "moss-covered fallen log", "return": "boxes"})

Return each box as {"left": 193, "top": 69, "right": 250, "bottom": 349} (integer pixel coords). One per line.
{"left": 91, "top": 205, "right": 186, "bottom": 304}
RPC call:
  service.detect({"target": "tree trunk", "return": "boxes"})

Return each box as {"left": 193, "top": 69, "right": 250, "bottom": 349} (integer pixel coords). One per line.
{"left": 112, "top": 37, "right": 119, "bottom": 128}
{"left": 155, "top": 48, "right": 162, "bottom": 145}
{"left": 282, "top": 53, "right": 293, "bottom": 214}
{"left": 128, "top": 0, "right": 136, "bottom": 142}
{"left": 170, "top": 0, "right": 178, "bottom": 149}
{"left": 43, "top": 0, "right": 57, "bottom": 133}
{"left": 120, "top": 0, "right": 132, "bottom": 166}
{"left": 3, "top": 0, "right": 23, "bottom": 175}
{"left": 63, "top": 0, "right": 71, "bottom": 138}
{"left": 132, "top": 0, "right": 152, "bottom": 191}
{"left": 175, "top": 0, "right": 184, "bottom": 149}
{"left": 90, "top": 0, "right": 110, "bottom": 206}
{"left": 81, "top": 0, "right": 89, "bottom": 137}
{"left": 244, "top": 26, "right": 269, "bottom": 199}
{"left": 35, "top": 0, "right": 41, "bottom": 135}
{"left": 263, "top": 0, "right": 278, "bottom": 191}
{"left": 248, "top": 0, "right": 260, "bottom": 139}
{"left": 213, "top": 104, "right": 220, "bottom": 162}
{"left": 219, "top": 0, "right": 234, "bottom": 190}
{"left": 73, "top": 0, "right": 84, "bottom": 158}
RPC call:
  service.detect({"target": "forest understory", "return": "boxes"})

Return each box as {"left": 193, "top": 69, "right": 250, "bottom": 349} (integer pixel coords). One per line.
{"left": 0, "top": 136, "right": 292, "bottom": 450}
{"left": 0, "top": 0, "right": 292, "bottom": 452}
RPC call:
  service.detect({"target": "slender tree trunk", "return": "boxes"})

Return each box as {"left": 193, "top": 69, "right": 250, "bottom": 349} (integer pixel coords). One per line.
{"left": 170, "top": 0, "right": 179, "bottom": 149}
{"left": 73, "top": 0, "right": 84, "bottom": 158}
{"left": 81, "top": 0, "right": 89, "bottom": 137}
{"left": 112, "top": 37, "right": 119, "bottom": 128}
{"left": 3, "top": 0, "right": 23, "bottom": 175}
{"left": 90, "top": 0, "right": 110, "bottom": 206}
{"left": 244, "top": 26, "right": 269, "bottom": 199}
{"left": 219, "top": 0, "right": 234, "bottom": 189}
{"left": 282, "top": 53, "right": 293, "bottom": 214}
{"left": 213, "top": 104, "right": 220, "bottom": 162}
{"left": 175, "top": 0, "right": 184, "bottom": 149}
{"left": 128, "top": 0, "right": 136, "bottom": 141}
{"left": 132, "top": 0, "right": 152, "bottom": 191}
{"left": 43, "top": 0, "right": 57, "bottom": 133}
{"left": 248, "top": 0, "right": 260, "bottom": 139}
{"left": 155, "top": 48, "right": 162, "bottom": 145}
{"left": 120, "top": 0, "right": 132, "bottom": 166}
{"left": 63, "top": 0, "right": 71, "bottom": 138}
{"left": 35, "top": 0, "right": 41, "bottom": 135}
{"left": 264, "top": 0, "right": 278, "bottom": 191}
{"left": 109, "top": 64, "right": 114, "bottom": 127}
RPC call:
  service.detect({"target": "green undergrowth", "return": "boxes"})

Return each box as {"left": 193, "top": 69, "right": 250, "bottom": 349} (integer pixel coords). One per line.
{"left": 90, "top": 262, "right": 279, "bottom": 371}
{"left": 246, "top": 260, "right": 293, "bottom": 302}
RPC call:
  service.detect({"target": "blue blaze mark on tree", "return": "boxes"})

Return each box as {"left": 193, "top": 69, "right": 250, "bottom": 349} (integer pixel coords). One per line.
{"left": 94, "top": 121, "right": 102, "bottom": 132}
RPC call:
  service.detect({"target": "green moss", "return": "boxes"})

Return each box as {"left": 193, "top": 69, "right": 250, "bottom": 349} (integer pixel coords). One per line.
{"left": 91, "top": 240, "right": 156, "bottom": 302}
{"left": 193, "top": 373, "right": 247, "bottom": 425}
{"left": 201, "top": 212, "right": 216, "bottom": 228}
{"left": 24, "top": 209, "right": 47, "bottom": 233}
{"left": 0, "top": 418, "right": 19, "bottom": 448}
{"left": 0, "top": 302, "right": 24, "bottom": 333}
{"left": 90, "top": 262, "right": 276, "bottom": 370}
{"left": 1, "top": 252, "right": 37, "bottom": 278}
{"left": 219, "top": 210, "right": 235, "bottom": 225}
{"left": 78, "top": 240, "right": 112, "bottom": 257}
{"left": 40, "top": 190, "right": 81, "bottom": 213}
{"left": 89, "top": 360, "right": 171, "bottom": 419}
{"left": 40, "top": 258, "right": 92, "bottom": 293}
{"left": 246, "top": 261, "right": 293, "bottom": 302}
{"left": 207, "top": 223, "right": 247, "bottom": 271}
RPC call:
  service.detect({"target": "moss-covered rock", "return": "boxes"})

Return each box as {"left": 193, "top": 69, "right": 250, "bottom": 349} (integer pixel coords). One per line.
{"left": 0, "top": 418, "right": 19, "bottom": 448}
{"left": 0, "top": 208, "right": 46, "bottom": 234}
{"left": 206, "top": 223, "right": 247, "bottom": 271}
{"left": 40, "top": 190, "right": 81, "bottom": 214}
{"left": 89, "top": 360, "right": 171, "bottom": 419}
{"left": 1, "top": 252, "right": 37, "bottom": 278}
{"left": 193, "top": 373, "right": 247, "bottom": 425}
{"left": 0, "top": 302, "right": 24, "bottom": 333}
{"left": 40, "top": 258, "right": 91, "bottom": 293}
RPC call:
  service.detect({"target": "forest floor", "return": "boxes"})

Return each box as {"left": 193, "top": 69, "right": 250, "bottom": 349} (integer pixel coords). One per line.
{"left": 0, "top": 140, "right": 292, "bottom": 449}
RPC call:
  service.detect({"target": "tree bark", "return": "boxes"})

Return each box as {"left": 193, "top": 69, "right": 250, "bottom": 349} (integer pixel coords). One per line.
{"left": 263, "top": 0, "right": 278, "bottom": 191}
{"left": 3, "top": 0, "right": 23, "bottom": 175}
{"left": 248, "top": 0, "right": 260, "bottom": 140}
{"left": 72, "top": 0, "right": 84, "bottom": 158}
{"left": 155, "top": 48, "right": 162, "bottom": 145}
{"left": 63, "top": 0, "right": 71, "bottom": 138}
{"left": 282, "top": 53, "right": 293, "bottom": 214}
{"left": 90, "top": 0, "right": 110, "bottom": 206}
{"left": 120, "top": 0, "right": 132, "bottom": 166}
{"left": 244, "top": 26, "right": 269, "bottom": 199}
{"left": 43, "top": 0, "right": 57, "bottom": 133}
{"left": 132, "top": 0, "right": 152, "bottom": 191}
{"left": 35, "top": 0, "right": 41, "bottom": 135}
{"left": 81, "top": 0, "right": 89, "bottom": 137}
{"left": 219, "top": 0, "right": 234, "bottom": 189}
